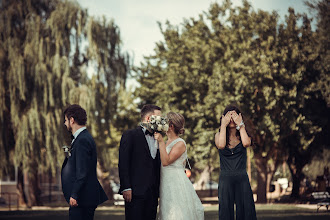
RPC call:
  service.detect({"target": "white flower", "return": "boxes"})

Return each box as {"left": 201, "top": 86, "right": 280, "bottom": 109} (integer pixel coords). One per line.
{"left": 150, "top": 115, "right": 156, "bottom": 123}
{"left": 156, "top": 115, "right": 161, "bottom": 121}
{"left": 62, "top": 146, "right": 71, "bottom": 157}
{"left": 163, "top": 124, "right": 169, "bottom": 131}
{"left": 157, "top": 124, "right": 163, "bottom": 131}
{"left": 151, "top": 125, "right": 155, "bottom": 129}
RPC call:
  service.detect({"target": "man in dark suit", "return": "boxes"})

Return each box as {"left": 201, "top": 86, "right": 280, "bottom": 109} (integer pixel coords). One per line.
{"left": 61, "top": 104, "right": 108, "bottom": 220}
{"left": 118, "top": 104, "right": 162, "bottom": 220}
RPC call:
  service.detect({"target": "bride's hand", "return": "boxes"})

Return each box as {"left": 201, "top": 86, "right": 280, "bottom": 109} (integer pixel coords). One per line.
{"left": 154, "top": 132, "right": 163, "bottom": 142}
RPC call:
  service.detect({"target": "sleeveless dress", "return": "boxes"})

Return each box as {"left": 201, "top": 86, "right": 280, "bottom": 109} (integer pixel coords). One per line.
{"left": 159, "top": 138, "right": 204, "bottom": 220}
{"left": 218, "top": 142, "right": 257, "bottom": 220}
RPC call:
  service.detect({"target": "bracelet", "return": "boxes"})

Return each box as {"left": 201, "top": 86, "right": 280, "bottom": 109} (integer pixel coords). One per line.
{"left": 236, "top": 121, "right": 245, "bottom": 130}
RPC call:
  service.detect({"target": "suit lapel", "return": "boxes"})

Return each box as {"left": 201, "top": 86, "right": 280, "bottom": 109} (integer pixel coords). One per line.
{"left": 71, "top": 129, "right": 88, "bottom": 149}
{"left": 136, "top": 127, "right": 152, "bottom": 158}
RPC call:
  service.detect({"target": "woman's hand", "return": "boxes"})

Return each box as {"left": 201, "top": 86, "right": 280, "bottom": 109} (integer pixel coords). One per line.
{"left": 154, "top": 132, "right": 164, "bottom": 143}
{"left": 221, "top": 112, "right": 231, "bottom": 127}
{"left": 232, "top": 111, "right": 243, "bottom": 126}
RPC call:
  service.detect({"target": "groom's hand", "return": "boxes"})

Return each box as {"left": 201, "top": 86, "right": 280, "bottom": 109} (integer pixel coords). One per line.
{"left": 123, "top": 190, "right": 132, "bottom": 202}
{"left": 70, "top": 197, "right": 78, "bottom": 207}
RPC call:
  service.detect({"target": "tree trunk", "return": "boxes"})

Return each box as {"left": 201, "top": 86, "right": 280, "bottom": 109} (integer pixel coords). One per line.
{"left": 287, "top": 146, "right": 310, "bottom": 199}
{"left": 255, "top": 155, "right": 267, "bottom": 203}
{"left": 27, "top": 163, "right": 42, "bottom": 206}
{"left": 16, "top": 164, "right": 28, "bottom": 207}
{"left": 288, "top": 162, "right": 305, "bottom": 199}
{"left": 291, "top": 171, "right": 302, "bottom": 198}
{"left": 97, "top": 161, "right": 113, "bottom": 201}
{"left": 266, "top": 152, "right": 281, "bottom": 197}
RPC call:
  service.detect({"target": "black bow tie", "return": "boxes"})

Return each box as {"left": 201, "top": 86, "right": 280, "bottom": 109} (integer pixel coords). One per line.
{"left": 145, "top": 130, "right": 154, "bottom": 136}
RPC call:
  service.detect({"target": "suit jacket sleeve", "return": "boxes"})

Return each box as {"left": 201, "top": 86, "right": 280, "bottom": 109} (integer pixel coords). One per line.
{"left": 118, "top": 130, "right": 133, "bottom": 191}
{"left": 71, "top": 137, "right": 92, "bottom": 200}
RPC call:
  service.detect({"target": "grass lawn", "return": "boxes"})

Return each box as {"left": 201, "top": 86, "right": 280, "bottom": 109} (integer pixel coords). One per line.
{"left": 0, "top": 204, "right": 329, "bottom": 220}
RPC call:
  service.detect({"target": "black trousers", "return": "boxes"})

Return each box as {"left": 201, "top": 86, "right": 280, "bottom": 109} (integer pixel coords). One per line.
{"left": 69, "top": 206, "right": 97, "bottom": 220}
{"left": 218, "top": 171, "right": 257, "bottom": 220}
{"left": 125, "top": 187, "right": 158, "bottom": 220}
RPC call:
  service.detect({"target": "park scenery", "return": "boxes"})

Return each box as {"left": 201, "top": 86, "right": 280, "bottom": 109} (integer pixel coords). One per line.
{"left": 0, "top": 0, "right": 329, "bottom": 219}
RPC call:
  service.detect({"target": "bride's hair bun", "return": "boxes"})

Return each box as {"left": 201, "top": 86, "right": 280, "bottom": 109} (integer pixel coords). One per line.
{"left": 167, "top": 112, "right": 185, "bottom": 136}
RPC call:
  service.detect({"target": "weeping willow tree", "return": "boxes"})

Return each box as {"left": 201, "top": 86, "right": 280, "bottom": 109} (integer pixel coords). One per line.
{"left": 0, "top": 0, "right": 88, "bottom": 206}
{"left": 0, "top": 0, "right": 132, "bottom": 206}
{"left": 86, "top": 16, "right": 133, "bottom": 199}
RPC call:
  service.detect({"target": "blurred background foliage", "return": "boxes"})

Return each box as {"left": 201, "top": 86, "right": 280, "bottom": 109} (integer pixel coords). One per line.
{"left": 0, "top": 0, "right": 329, "bottom": 206}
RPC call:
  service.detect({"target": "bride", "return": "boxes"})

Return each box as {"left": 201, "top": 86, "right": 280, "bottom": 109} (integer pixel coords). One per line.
{"left": 154, "top": 112, "right": 204, "bottom": 220}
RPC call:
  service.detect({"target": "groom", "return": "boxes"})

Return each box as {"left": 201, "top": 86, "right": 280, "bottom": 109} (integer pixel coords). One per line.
{"left": 61, "top": 104, "right": 108, "bottom": 220}
{"left": 118, "top": 104, "right": 162, "bottom": 220}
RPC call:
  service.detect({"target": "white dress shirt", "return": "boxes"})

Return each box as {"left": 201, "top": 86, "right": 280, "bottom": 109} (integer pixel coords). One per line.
{"left": 71, "top": 127, "right": 86, "bottom": 145}
{"left": 141, "top": 127, "right": 158, "bottom": 159}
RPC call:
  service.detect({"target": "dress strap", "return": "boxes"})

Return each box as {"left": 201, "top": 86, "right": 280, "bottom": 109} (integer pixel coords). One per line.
{"left": 172, "top": 138, "right": 191, "bottom": 170}
{"left": 170, "top": 138, "right": 185, "bottom": 147}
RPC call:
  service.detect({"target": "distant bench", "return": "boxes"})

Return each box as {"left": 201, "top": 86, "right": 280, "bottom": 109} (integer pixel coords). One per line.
{"left": 312, "top": 192, "right": 330, "bottom": 212}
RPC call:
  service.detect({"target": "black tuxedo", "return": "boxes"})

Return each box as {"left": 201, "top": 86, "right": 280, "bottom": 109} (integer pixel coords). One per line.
{"left": 61, "top": 129, "right": 108, "bottom": 220}
{"left": 118, "top": 127, "right": 161, "bottom": 220}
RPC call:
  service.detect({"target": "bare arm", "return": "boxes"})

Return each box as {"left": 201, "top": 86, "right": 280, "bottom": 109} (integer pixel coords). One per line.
{"left": 232, "top": 112, "right": 251, "bottom": 147}
{"left": 215, "top": 113, "right": 231, "bottom": 149}
{"left": 154, "top": 133, "right": 186, "bottom": 166}
{"left": 239, "top": 126, "right": 251, "bottom": 147}
{"left": 215, "top": 124, "right": 227, "bottom": 149}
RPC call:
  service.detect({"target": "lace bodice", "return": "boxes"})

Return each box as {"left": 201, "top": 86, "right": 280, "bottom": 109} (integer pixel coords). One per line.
{"left": 163, "top": 138, "right": 187, "bottom": 169}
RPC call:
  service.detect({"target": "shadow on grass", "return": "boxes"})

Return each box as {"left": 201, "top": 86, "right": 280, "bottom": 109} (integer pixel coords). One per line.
{"left": 0, "top": 204, "right": 329, "bottom": 220}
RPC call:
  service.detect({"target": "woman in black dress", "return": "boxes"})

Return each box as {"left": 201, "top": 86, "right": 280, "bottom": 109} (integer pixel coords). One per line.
{"left": 214, "top": 105, "right": 257, "bottom": 220}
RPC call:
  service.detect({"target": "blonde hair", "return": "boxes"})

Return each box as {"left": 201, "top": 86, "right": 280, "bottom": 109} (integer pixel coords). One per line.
{"left": 167, "top": 112, "right": 185, "bottom": 135}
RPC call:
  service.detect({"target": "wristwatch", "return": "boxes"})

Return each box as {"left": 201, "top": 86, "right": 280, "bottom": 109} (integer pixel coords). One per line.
{"left": 236, "top": 121, "right": 245, "bottom": 130}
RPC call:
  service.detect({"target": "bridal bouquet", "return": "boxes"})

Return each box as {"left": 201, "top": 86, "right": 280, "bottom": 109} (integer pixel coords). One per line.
{"left": 143, "top": 115, "right": 169, "bottom": 134}
{"left": 141, "top": 115, "right": 169, "bottom": 149}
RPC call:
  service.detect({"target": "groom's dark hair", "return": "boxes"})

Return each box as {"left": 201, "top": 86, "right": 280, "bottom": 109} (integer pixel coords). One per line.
{"left": 141, "top": 104, "right": 161, "bottom": 120}
{"left": 64, "top": 104, "right": 87, "bottom": 125}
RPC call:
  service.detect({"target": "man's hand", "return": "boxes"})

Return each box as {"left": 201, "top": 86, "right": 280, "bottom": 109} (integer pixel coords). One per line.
{"left": 70, "top": 197, "right": 78, "bottom": 207}
{"left": 123, "top": 190, "right": 132, "bottom": 202}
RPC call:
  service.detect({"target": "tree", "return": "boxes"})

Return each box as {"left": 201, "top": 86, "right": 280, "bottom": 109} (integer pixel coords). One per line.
{"left": 0, "top": 0, "right": 132, "bottom": 206}
{"left": 283, "top": 0, "right": 330, "bottom": 199}
{"left": 135, "top": 0, "right": 329, "bottom": 203}
{"left": 0, "top": 0, "right": 88, "bottom": 206}
{"left": 86, "top": 16, "right": 133, "bottom": 199}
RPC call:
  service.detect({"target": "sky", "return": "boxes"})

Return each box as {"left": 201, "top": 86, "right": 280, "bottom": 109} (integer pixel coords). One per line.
{"left": 77, "top": 0, "right": 310, "bottom": 87}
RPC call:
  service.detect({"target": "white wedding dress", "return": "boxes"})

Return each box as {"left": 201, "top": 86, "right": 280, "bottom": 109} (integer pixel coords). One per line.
{"left": 158, "top": 138, "right": 204, "bottom": 220}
